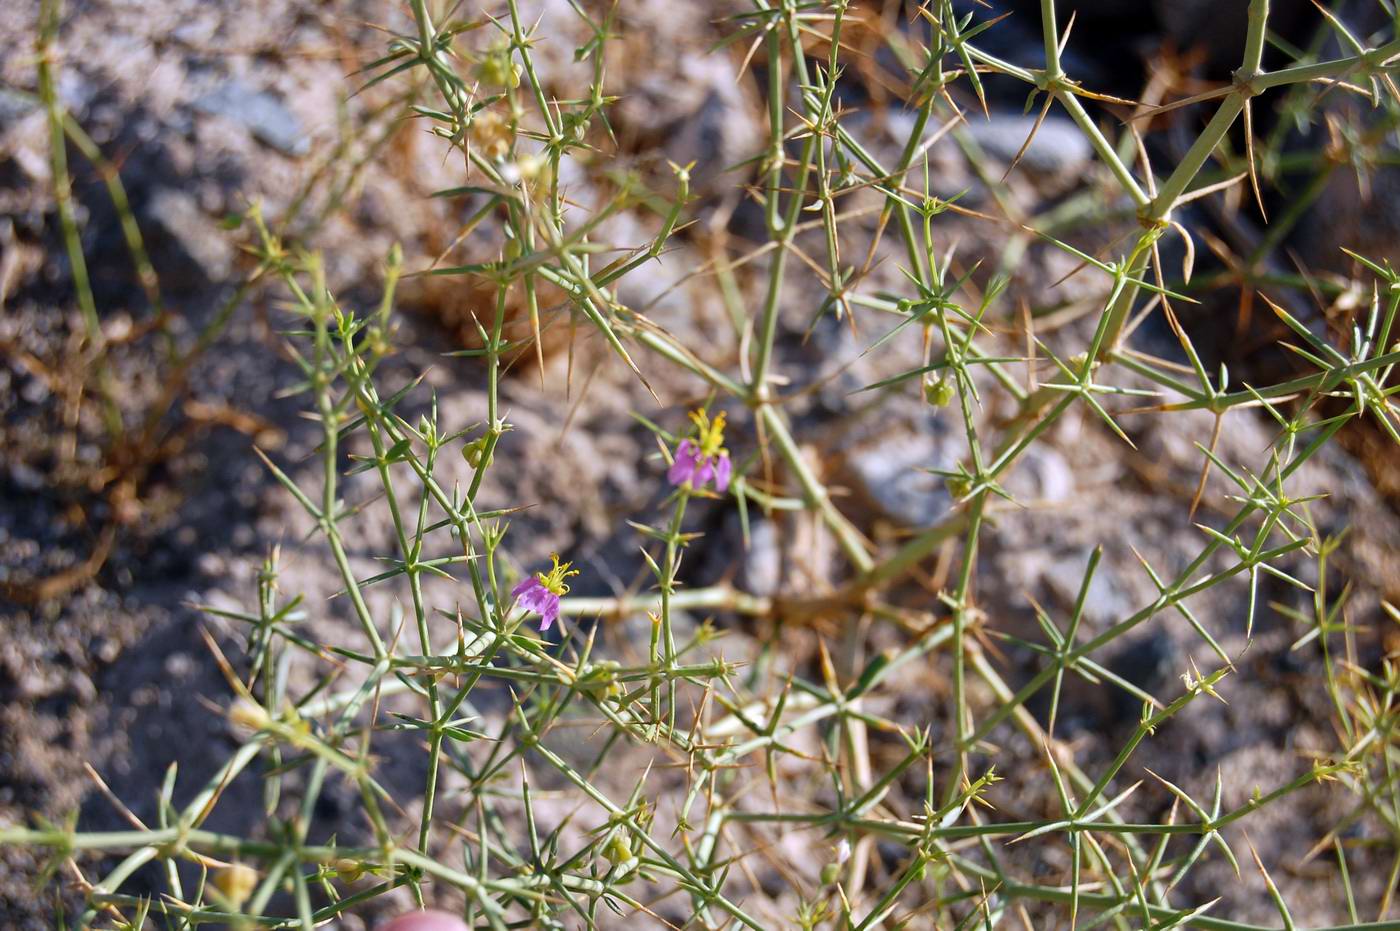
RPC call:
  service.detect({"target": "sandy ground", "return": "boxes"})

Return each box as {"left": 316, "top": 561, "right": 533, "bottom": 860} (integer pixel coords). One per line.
{"left": 3, "top": 1, "right": 1400, "bottom": 927}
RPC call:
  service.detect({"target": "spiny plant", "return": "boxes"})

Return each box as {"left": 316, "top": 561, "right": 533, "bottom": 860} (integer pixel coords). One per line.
{"left": 5, "top": 0, "right": 1400, "bottom": 929}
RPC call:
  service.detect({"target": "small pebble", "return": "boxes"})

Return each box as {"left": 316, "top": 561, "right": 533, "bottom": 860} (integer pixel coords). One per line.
{"left": 194, "top": 81, "right": 309, "bottom": 156}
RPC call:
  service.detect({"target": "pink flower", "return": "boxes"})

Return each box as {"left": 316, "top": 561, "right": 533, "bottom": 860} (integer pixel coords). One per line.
{"left": 511, "top": 554, "right": 578, "bottom": 632}
{"left": 512, "top": 577, "right": 561, "bottom": 630}
{"left": 376, "top": 911, "right": 469, "bottom": 931}
{"left": 668, "top": 409, "right": 732, "bottom": 493}
{"left": 713, "top": 452, "right": 732, "bottom": 491}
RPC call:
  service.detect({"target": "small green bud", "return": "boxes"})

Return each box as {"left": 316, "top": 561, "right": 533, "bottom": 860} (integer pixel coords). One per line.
{"left": 604, "top": 833, "right": 632, "bottom": 866}
{"left": 462, "top": 437, "right": 489, "bottom": 469}
{"left": 478, "top": 49, "right": 520, "bottom": 88}
{"left": 332, "top": 858, "right": 368, "bottom": 882}
{"left": 946, "top": 475, "right": 973, "bottom": 500}
{"left": 579, "top": 660, "right": 623, "bottom": 700}
{"left": 365, "top": 325, "right": 389, "bottom": 359}
{"left": 213, "top": 863, "right": 259, "bottom": 906}
{"left": 923, "top": 376, "right": 953, "bottom": 407}
{"left": 820, "top": 862, "right": 840, "bottom": 885}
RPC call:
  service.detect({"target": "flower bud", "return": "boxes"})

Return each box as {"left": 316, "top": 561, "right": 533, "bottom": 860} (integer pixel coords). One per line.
{"left": 477, "top": 50, "right": 519, "bottom": 88}
{"left": 213, "top": 862, "right": 258, "bottom": 907}
{"left": 604, "top": 833, "right": 632, "bottom": 866}
{"left": 923, "top": 376, "right": 953, "bottom": 407}
{"left": 461, "top": 437, "right": 488, "bottom": 469}
{"left": 334, "top": 858, "right": 368, "bottom": 882}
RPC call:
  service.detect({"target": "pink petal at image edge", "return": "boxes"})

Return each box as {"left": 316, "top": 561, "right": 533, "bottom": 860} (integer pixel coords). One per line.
{"left": 375, "top": 910, "right": 470, "bottom": 931}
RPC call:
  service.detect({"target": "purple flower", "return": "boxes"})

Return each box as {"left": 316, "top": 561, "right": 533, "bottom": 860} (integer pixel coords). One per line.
{"left": 667, "top": 439, "right": 703, "bottom": 485}
{"left": 511, "top": 577, "right": 561, "bottom": 631}
{"left": 668, "top": 410, "right": 732, "bottom": 493}
{"left": 511, "top": 554, "right": 578, "bottom": 632}
{"left": 712, "top": 452, "right": 732, "bottom": 492}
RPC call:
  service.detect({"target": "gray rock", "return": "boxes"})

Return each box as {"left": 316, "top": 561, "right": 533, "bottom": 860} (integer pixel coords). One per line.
{"left": 741, "top": 517, "right": 782, "bottom": 598}
{"left": 964, "top": 113, "right": 1092, "bottom": 178}
{"left": 1044, "top": 548, "right": 1134, "bottom": 625}
{"left": 843, "top": 428, "right": 957, "bottom": 528}
{"left": 144, "top": 187, "right": 235, "bottom": 284}
{"left": 879, "top": 110, "right": 975, "bottom": 201}
{"left": 0, "top": 88, "right": 37, "bottom": 129}
{"left": 1006, "top": 445, "right": 1075, "bottom": 504}
{"left": 57, "top": 72, "right": 96, "bottom": 113}
{"left": 612, "top": 51, "right": 763, "bottom": 201}
{"left": 7, "top": 462, "right": 45, "bottom": 493}
{"left": 194, "top": 81, "right": 309, "bottom": 157}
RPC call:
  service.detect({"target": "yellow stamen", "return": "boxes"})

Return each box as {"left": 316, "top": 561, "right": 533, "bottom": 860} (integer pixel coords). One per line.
{"left": 688, "top": 409, "right": 728, "bottom": 459}
{"left": 537, "top": 553, "right": 579, "bottom": 595}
